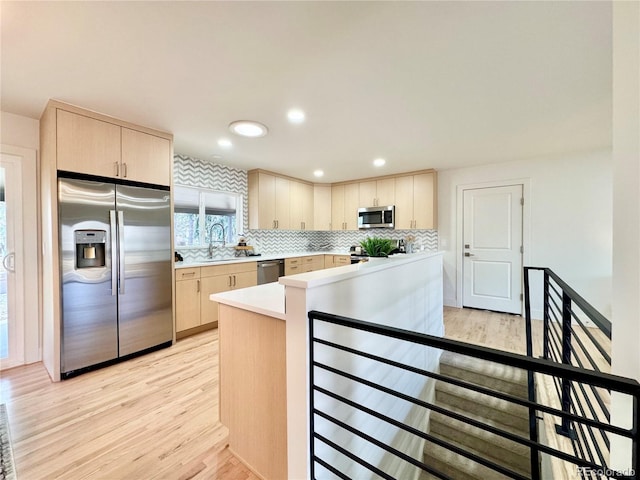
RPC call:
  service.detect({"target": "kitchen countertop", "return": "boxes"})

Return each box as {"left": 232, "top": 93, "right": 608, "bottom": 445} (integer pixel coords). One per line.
{"left": 210, "top": 251, "right": 442, "bottom": 319}
{"left": 211, "top": 282, "right": 286, "bottom": 320}
{"left": 175, "top": 251, "right": 348, "bottom": 269}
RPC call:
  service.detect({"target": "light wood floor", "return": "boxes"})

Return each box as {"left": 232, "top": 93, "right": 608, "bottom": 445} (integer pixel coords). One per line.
{"left": 443, "top": 305, "right": 536, "bottom": 354}
{"left": 0, "top": 307, "right": 609, "bottom": 480}
{"left": 0, "top": 330, "right": 259, "bottom": 480}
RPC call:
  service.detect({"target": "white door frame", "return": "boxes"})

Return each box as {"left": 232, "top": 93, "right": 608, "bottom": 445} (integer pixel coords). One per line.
{"left": 0, "top": 151, "right": 25, "bottom": 369}
{"left": 0, "top": 144, "right": 39, "bottom": 369}
{"left": 455, "top": 178, "right": 531, "bottom": 314}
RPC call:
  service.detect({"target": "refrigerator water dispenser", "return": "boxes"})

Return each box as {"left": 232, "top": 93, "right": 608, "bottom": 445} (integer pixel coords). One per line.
{"left": 75, "top": 230, "right": 106, "bottom": 268}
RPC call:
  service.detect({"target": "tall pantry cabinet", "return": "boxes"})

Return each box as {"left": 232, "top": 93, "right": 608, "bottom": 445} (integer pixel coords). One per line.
{"left": 39, "top": 100, "right": 174, "bottom": 381}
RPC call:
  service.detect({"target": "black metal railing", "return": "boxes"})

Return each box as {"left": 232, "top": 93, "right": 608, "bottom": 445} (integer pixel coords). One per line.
{"left": 524, "top": 267, "right": 618, "bottom": 477}
{"left": 309, "top": 309, "right": 640, "bottom": 480}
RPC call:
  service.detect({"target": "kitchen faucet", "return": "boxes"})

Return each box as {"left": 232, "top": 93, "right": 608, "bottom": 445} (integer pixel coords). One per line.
{"left": 208, "top": 222, "right": 226, "bottom": 258}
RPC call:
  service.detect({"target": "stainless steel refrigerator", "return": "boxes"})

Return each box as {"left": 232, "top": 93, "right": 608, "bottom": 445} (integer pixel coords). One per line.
{"left": 58, "top": 176, "right": 173, "bottom": 378}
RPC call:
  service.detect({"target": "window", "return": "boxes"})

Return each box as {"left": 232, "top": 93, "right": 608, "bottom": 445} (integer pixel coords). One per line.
{"left": 174, "top": 186, "right": 243, "bottom": 247}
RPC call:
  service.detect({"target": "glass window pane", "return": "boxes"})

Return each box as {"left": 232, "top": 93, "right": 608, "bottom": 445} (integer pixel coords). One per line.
{"left": 205, "top": 214, "right": 236, "bottom": 244}
{"left": 174, "top": 212, "right": 200, "bottom": 246}
{"left": 174, "top": 185, "right": 242, "bottom": 247}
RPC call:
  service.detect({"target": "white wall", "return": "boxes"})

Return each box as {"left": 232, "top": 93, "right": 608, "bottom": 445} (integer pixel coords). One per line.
{"left": 438, "top": 149, "right": 612, "bottom": 318}
{"left": 610, "top": 1, "right": 640, "bottom": 471}
{"left": 0, "top": 111, "right": 41, "bottom": 364}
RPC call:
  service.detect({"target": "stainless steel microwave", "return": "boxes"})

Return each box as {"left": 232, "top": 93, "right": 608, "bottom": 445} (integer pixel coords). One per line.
{"left": 358, "top": 205, "right": 395, "bottom": 229}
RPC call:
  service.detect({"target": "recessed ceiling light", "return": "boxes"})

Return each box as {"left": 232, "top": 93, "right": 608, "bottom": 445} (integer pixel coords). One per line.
{"left": 313, "top": 169, "right": 324, "bottom": 178}
{"left": 287, "top": 109, "right": 305, "bottom": 124}
{"left": 229, "top": 120, "right": 268, "bottom": 138}
{"left": 373, "top": 158, "right": 386, "bottom": 167}
{"left": 218, "top": 138, "right": 232, "bottom": 148}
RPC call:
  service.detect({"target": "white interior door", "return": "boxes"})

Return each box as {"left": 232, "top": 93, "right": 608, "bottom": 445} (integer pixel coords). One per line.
{"left": 463, "top": 185, "right": 523, "bottom": 314}
{"left": 0, "top": 154, "right": 25, "bottom": 369}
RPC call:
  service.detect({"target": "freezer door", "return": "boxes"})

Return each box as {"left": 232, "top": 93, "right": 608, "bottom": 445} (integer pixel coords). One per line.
{"left": 116, "top": 184, "right": 172, "bottom": 356}
{"left": 59, "top": 178, "right": 118, "bottom": 373}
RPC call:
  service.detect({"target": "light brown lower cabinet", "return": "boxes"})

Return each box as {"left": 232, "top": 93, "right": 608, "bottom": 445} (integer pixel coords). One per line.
{"left": 219, "top": 304, "right": 287, "bottom": 479}
{"left": 175, "top": 262, "right": 257, "bottom": 338}
{"left": 324, "top": 254, "right": 351, "bottom": 268}
{"left": 285, "top": 254, "right": 325, "bottom": 275}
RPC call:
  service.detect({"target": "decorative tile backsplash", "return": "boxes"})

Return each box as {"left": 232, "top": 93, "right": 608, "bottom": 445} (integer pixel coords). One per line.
{"left": 174, "top": 154, "right": 438, "bottom": 262}
{"left": 246, "top": 229, "right": 438, "bottom": 254}
{"left": 174, "top": 154, "right": 249, "bottom": 229}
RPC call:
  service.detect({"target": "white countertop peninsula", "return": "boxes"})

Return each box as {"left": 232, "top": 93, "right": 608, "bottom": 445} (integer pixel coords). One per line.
{"left": 211, "top": 251, "right": 444, "bottom": 480}
{"left": 211, "top": 281, "right": 285, "bottom": 320}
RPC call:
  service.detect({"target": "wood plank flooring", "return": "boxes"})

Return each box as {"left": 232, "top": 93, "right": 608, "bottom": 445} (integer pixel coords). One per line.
{"left": 0, "top": 330, "right": 259, "bottom": 480}
{"left": 0, "top": 307, "right": 610, "bottom": 480}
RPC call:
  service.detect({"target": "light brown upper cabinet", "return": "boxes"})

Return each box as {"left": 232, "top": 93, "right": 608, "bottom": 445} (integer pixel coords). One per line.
{"left": 313, "top": 185, "right": 332, "bottom": 231}
{"left": 290, "top": 181, "right": 314, "bottom": 231}
{"left": 248, "top": 168, "right": 436, "bottom": 232}
{"left": 358, "top": 178, "right": 395, "bottom": 207}
{"left": 57, "top": 110, "right": 121, "bottom": 178}
{"left": 248, "top": 170, "right": 301, "bottom": 230}
{"left": 331, "top": 183, "right": 359, "bottom": 231}
{"left": 121, "top": 128, "right": 172, "bottom": 185}
{"left": 54, "top": 103, "right": 172, "bottom": 186}
{"left": 394, "top": 172, "right": 437, "bottom": 229}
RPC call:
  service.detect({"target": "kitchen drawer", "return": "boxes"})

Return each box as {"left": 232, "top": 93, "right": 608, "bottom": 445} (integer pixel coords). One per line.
{"left": 201, "top": 261, "right": 257, "bottom": 278}
{"left": 303, "top": 255, "right": 324, "bottom": 264}
{"left": 334, "top": 255, "right": 350, "bottom": 266}
{"left": 285, "top": 264, "right": 301, "bottom": 275}
{"left": 284, "top": 257, "right": 302, "bottom": 275}
{"left": 176, "top": 267, "right": 200, "bottom": 281}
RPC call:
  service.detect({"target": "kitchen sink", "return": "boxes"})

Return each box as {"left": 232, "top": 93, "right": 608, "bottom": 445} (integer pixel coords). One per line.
{"left": 202, "top": 258, "right": 236, "bottom": 263}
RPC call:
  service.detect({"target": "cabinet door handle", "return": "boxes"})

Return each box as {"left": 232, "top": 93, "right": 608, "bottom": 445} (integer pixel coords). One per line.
{"left": 122, "top": 162, "right": 128, "bottom": 178}
{"left": 277, "top": 220, "right": 279, "bottom": 229}
{"left": 114, "top": 162, "right": 119, "bottom": 177}
{"left": 228, "top": 276, "right": 232, "bottom": 287}
{"left": 233, "top": 275, "right": 237, "bottom": 287}
{"left": 197, "top": 279, "right": 200, "bottom": 292}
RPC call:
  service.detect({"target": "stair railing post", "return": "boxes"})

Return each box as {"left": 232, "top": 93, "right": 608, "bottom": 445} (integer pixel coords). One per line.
{"left": 634, "top": 392, "right": 639, "bottom": 480}
{"left": 556, "top": 291, "right": 576, "bottom": 438}
{"left": 543, "top": 270, "right": 550, "bottom": 360}
{"left": 523, "top": 267, "right": 541, "bottom": 478}
{"left": 309, "top": 314, "right": 316, "bottom": 479}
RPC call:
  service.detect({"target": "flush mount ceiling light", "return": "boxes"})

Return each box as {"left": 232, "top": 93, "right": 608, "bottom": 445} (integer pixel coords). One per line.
{"left": 218, "top": 138, "right": 233, "bottom": 148}
{"left": 229, "top": 120, "right": 268, "bottom": 138}
{"left": 287, "top": 109, "right": 305, "bottom": 124}
{"left": 373, "top": 158, "right": 386, "bottom": 167}
{"left": 313, "top": 169, "right": 324, "bottom": 178}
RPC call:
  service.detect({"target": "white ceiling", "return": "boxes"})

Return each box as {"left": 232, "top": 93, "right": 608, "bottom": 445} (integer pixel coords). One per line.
{"left": 1, "top": 1, "right": 612, "bottom": 183}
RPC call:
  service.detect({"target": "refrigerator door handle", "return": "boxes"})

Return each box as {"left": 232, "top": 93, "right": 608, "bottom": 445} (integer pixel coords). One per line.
{"left": 118, "top": 210, "right": 126, "bottom": 294}
{"left": 110, "top": 210, "right": 118, "bottom": 296}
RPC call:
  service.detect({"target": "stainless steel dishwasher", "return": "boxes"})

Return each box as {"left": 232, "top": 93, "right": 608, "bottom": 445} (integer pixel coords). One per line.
{"left": 257, "top": 259, "right": 285, "bottom": 284}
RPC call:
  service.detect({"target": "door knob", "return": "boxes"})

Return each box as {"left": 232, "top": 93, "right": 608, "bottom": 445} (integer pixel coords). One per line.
{"left": 464, "top": 252, "right": 474, "bottom": 257}
{"left": 2, "top": 252, "right": 15, "bottom": 272}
